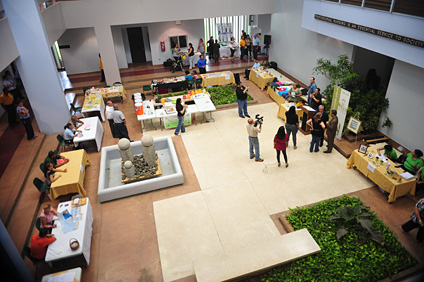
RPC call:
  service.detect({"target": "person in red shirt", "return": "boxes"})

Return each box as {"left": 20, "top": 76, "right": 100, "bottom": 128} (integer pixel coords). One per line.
{"left": 30, "top": 229, "right": 56, "bottom": 259}
{"left": 274, "top": 126, "right": 289, "bottom": 168}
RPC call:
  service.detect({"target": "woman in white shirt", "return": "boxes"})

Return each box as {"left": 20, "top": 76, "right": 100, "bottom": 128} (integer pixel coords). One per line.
{"left": 229, "top": 37, "right": 237, "bottom": 63}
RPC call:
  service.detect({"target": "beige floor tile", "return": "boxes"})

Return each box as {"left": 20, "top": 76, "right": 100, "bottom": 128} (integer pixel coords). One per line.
{"left": 154, "top": 191, "right": 224, "bottom": 282}
{"left": 202, "top": 180, "right": 280, "bottom": 253}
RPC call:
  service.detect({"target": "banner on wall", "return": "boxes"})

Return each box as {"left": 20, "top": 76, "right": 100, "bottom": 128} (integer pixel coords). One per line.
{"left": 330, "top": 86, "right": 351, "bottom": 140}
{"left": 216, "top": 23, "right": 233, "bottom": 43}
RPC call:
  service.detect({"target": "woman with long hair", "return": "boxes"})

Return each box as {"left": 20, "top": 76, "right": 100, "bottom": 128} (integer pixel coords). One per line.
{"left": 197, "top": 38, "right": 205, "bottom": 57}
{"left": 274, "top": 126, "right": 289, "bottom": 167}
{"left": 285, "top": 106, "right": 299, "bottom": 149}
{"left": 174, "top": 98, "right": 187, "bottom": 135}
{"left": 188, "top": 43, "right": 195, "bottom": 69}
{"left": 229, "top": 37, "right": 236, "bottom": 63}
{"left": 307, "top": 112, "right": 325, "bottom": 153}
{"left": 44, "top": 161, "right": 67, "bottom": 187}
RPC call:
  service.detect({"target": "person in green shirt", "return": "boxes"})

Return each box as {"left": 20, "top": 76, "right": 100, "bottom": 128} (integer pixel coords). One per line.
{"left": 288, "top": 84, "right": 302, "bottom": 103}
{"left": 417, "top": 167, "right": 424, "bottom": 194}
{"left": 44, "top": 150, "right": 69, "bottom": 168}
{"left": 401, "top": 149, "right": 423, "bottom": 174}
{"left": 377, "top": 144, "right": 397, "bottom": 161}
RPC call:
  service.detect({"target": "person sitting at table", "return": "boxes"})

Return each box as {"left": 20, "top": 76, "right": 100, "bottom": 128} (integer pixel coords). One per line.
{"left": 172, "top": 44, "right": 180, "bottom": 61}
{"left": 63, "top": 123, "right": 82, "bottom": 148}
{"left": 244, "top": 60, "right": 261, "bottom": 80}
{"left": 30, "top": 228, "right": 56, "bottom": 260}
{"left": 416, "top": 167, "right": 424, "bottom": 194}
{"left": 399, "top": 149, "right": 423, "bottom": 175}
{"left": 192, "top": 70, "right": 199, "bottom": 80}
{"left": 44, "top": 161, "right": 67, "bottom": 187}
{"left": 185, "top": 70, "right": 193, "bottom": 80}
{"left": 39, "top": 203, "right": 59, "bottom": 232}
{"left": 288, "top": 84, "right": 302, "bottom": 103}
{"left": 197, "top": 54, "right": 207, "bottom": 74}
{"left": 45, "top": 150, "right": 69, "bottom": 168}
{"left": 70, "top": 115, "right": 84, "bottom": 130}
{"left": 377, "top": 144, "right": 398, "bottom": 162}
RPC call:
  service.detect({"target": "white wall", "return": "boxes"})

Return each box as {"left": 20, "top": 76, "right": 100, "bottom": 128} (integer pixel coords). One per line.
{"left": 378, "top": 60, "right": 424, "bottom": 151}
{"left": 270, "top": 0, "right": 354, "bottom": 87}
{"left": 41, "top": 2, "right": 66, "bottom": 46}
{"left": 142, "top": 26, "right": 152, "bottom": 62}
{"left": 258, "top": 14, "right": 271, "bottom": 50}
{"left": 111, "top": 25, "right": 128, "bottom": 69}
{"left": 58, "top": 28, "right": 100, "bottom": 75}
{"left": 148, "top": 19, "right": 204, "bottom": 65}
{"left": 0, "top": 19, "right": 19, "bottom": 72}
{"left": 302, "top": 0, "right": 424, "bottom": 69}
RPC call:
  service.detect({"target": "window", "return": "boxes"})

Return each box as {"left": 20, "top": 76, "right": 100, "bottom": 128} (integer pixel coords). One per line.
{"left": 170, "top": 36, "right": 187, "bottom": 48}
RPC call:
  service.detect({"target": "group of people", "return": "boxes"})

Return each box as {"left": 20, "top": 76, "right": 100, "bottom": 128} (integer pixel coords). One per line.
{"left": 105, "top": 101, "right": 132, "bottom": 141}
{"left": 172, "top": 43, "right": 207, "bottom": 74}
{"left": 227, "top": 32, "right": 261, "bottom": 63}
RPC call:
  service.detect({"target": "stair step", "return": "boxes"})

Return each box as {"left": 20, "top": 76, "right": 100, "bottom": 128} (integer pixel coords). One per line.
{"left": 193, "top": 228, "right": 320, "bottom": 282}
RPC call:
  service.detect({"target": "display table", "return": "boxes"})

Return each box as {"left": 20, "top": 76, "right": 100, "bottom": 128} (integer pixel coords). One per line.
{"left": 50, "top": 150, "right": 90, "bottom": 200}
{"left": 277, "top": 102, "right": 303, "bottom": 121}
{"left": 268, "top": 85, "right": 290, "bottom": 106}
{"left": 249, "top": 68, "right": 275, "bottom": 90}
{"left": 193, "top": 93, "right": 216, "bottom": 122}
{"left": 95, "top": 85, "right": 127, "bottom": 102}
{"left": 347, "top": 148, "right": 416, "bottom": 202}
{"left": 152, "top": 76, "right": 188, "bottom": 93}
{"left": 73, "top": 117, "right": 104, "bottom": 152}
{"left": 136, "top": 100, "right": 156, "bottom": 130}
{"left": 201, "top": 71, "right": 235, "bottom": 87}
{"left": 42, "top": 267, "right": 82, "bottom": 282}
{"left": 45, "top": 199, "right": 93, "bottom": 270}
{"left": 219, "top": 46, "right": 240, "bottom": 58}
{"left": 82, "top": 92, "right": 105, "bottom": 121}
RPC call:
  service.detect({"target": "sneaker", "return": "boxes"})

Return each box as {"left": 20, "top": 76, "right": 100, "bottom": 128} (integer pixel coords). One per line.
{"left": 239, "top": 115, "right": 245, "bottom": 118}
{"left": 255, "top": 158, "right": 264, "bottom": 162}
{"left": 294, "top": 146, "right": 297, "bottom": 150}
{"left": 250, "top": 154, "right": 255, "bottom": 159}
{"left": 245, "top": 115, "right": 251, "bottom": 118}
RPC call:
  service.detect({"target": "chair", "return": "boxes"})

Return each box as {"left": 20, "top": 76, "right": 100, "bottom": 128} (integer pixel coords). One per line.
{"left": 187, "top": 79, "right": 195, "bottom": 90}
{"left": 24, "top": 246, "right": 44, "bottom": 280}
{"left": 143, "top": 85, "right": 152, "bottom": 95}
{"left": 82, "top": 86, "right": 90, "bottom": 95}
{"left": 104, "top": 85, "right": 111, "bottom": 88}
{"left": 57, "top": 134, "right": 72, "bottom": 151}
{"left": 39, "top": 163, "right": 45, "bottom": 174}
{"left": 70, "top": 103, "right": 82, "bottom": 115}
{"left": 113, "top": 81, "right": 122, "bottom": 86}
{"left": 35, "top": 217, "right": 41, "bottom": 231}
{"left": 195, "top": 78, "right": 203, "bottom": 89}
{"left": 33, "top": 177, "right": 49, "bottom": 203}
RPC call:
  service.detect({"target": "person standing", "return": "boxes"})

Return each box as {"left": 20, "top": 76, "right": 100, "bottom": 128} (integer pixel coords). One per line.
{"left": 0, "top": 88, "right": 18, "bottom": 127}
{"left": 274, "top": 126, "right": 289, "bottom": 167}
{"left": 252, "top": 34, "right": 260, "bottom": 60}
{"left": 307, "top": 77, "right": 317, "bottom": 106}
{"left": 310, "top": 88, "right": 322, "bottom": 111}
{"left": 197, "top": 38, "right": 205, "bottom": 57}
{"left": 246, "top": 35, "right": 252, "bottom": 59}
{"left": 197, "top": 55, "right": 207, "bottom": 74}
{"left": 105, "top": 101, "right": 118, "bottom": 138}
{"left": 236, "top": 82, "right": 250, "bottom": 118}
{"left": 99, "top": 53, "right": 105, "bottom": 82}
{"left": 30, "top": 229, "right": 56, "bottom": 260}
{"left": 16, "top": 100, "right": 36, "bottom": 140}
{"left": 213, "top": 40, "right": 220, "bottom": 63}
{"left": 285, "top": 106, "right": 299, "bottom": 149}
{"left": 112, "top": 105, "right": 131, "bottom": 140}
{"left": 207, "top": 36, "right": 214, "bottom": 60}
{"left": 229, "top": 37, "right": 237, "bottom": 63}
{"left": 401, "top": 198, "right": 424, "bottom": 244}
{"left": 188, "top": 43, "right": 195, "bottom": 70}
{"left": 324, "top": 110, "right": 338, "bottom": 153}
{"left": 3, "top": 71, "right": 24, "bottom": 100}
{"left": 316, "top": 105, "right": 328, "bottom": 147}
{"left": 247, "top": 118, "right": 263, "bottom": 162}
{"left": 174, "top": 98, "right": 187, "bottom": 135}
{"left": 239, "top": 36, "right": 246, "bottom": 61}
{"left": 307, "top": 112, "right": 325, "bottom": 153}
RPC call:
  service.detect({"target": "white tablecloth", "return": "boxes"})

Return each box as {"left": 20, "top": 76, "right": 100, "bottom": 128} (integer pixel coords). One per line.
{"left": 193, "top": 95, "right": 216, "bottom": 112}
{"left": 82, "top": 94, "right": 105, "bottom": 121}
{"left": 219, "top": 46, "right": 240, "bottom": 58}
{"left": 136, "top": 100, "right": 156, "bottom": 121}
{"left": 73, "top": 117, "right": 104, "bottom": 152}
{"left": 42, "top": 267, "right": 82, "bottom": 282}
{"left": 45, "top": 199, "right": 93, "bottom": 268}
{"left": 182, "top": 52, "right": 201, "bottom": 67}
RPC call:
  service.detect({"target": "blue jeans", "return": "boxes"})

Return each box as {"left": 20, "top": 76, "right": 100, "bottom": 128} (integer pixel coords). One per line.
{"left": 174, "top": 115, "right": 185, "bottom": 135}
{"left": 310, "top": 135, "right": 321, "bottom": 152}
{"left": 249, "top": 136, "right": 260, "bottom": 160}
{"left": 285, "top": 123, "right": 297, "bottom": 146}
{"left": 237, "top": 99, "right": 248, "bottom": 117}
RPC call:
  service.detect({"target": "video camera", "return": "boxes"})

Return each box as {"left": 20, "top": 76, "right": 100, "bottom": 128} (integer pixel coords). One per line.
{"left": 254, "top": 114, "right": 264, "bottom": 127}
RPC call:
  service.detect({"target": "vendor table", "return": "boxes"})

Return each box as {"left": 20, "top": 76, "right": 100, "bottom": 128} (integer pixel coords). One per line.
{"left": 277, "top": 102, "right": 303, "bottom": 121}
{"left": 249, "top": 68, "right": 275, "bottom": 90}
{"left": 193, "top": 93, "right": 216, "bottom": 122}
{"left": 82, "top": 92, "right": 105, "bottom": 121}
{"left": 201, "top": 71, "right": 235, "bottom": 87}
{"left": 95, "top": 85, "right": 127, "bottom": 102}
{"left": 152, "top": 76, "right": 188, "bottom": 93}
{"left": 136, "top": 100, "right": 156, "bottom": 130}
{"left": 45, "top": 199, "right": 93, "bottom": 270}
{"left": 73, "top": 117, "right": 104, "bottom": 152}
{"left": 219, "top": 46, "right": 240, "bottom": 58}
{"left": 42, "top": 267, "right": 82, "bottom": 282}
{"left": 347, "top": 147, "right": 416, "bottom": 202}
{"left": 50, "top": 150, "right": 90, "bottom": 200}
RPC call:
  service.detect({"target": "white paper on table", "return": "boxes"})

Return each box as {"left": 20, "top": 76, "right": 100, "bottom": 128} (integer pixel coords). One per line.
{"left": 400, "top": 172, "right": 414, "bottom": 180}
{"left": 256, "top": 73, "right": 259, "bottom": 78}
{"left": 47, "top": 272, "right": 75, "bottom": 282}
{"left": 367, "top": 163, "right": 376, "bottom": 173}
{"left": 58, "top": 212, "right": 76, "bottom": 234}
{"left": 225, "top": 75, "right": 230, "bottom": 80}
{"left": 303, "top": 105, "right": 315, "bottom": 111}
{"left": 80, "top": 164, "right": 84, "bottom": 173}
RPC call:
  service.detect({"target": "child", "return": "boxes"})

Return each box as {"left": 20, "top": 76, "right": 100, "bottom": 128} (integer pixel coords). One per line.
{"left": 192, "top": 70, "right": 199, "bottom": 80}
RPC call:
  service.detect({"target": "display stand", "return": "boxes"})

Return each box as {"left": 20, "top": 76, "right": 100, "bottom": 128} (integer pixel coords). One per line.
{"left": 299, "top": 105, "right": 315, "bottom": 135}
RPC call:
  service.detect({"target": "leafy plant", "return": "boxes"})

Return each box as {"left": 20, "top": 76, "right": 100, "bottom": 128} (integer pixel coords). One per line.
{"left": 313, "top": 55, "right": 391, "bottom": 132}
{"left": 329, "top": 205, "right": 384, "bottom": 244}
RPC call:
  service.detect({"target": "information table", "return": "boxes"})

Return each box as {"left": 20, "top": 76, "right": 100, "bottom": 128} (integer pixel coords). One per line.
{"left": 73, "top": 117, "right": 104, "bottom": 152}
{"left": 45, "top": 199, "right": 93, "bottom": 270}
{"left": 249, "top": 68, "right": 275, "bottom": 90}
{"left": 95, "top": 85, "right": 127, "bottom": 102}
{"left": 82, "top": 92, "right": 105, "bottom": 121}
{"left": 347, "top": 147, "right": 416, "bottom": 202}
{"left": 152, "top": 76, "right": 187, "bottom": 93}
{"left": 201, "top": 71, "right": 235, "bottom": 87}
{"left": 50, "top": 150, "right": 90, "bottom": 200}
{"left": 136, "top": 100, "right": 156, "bottom": 130}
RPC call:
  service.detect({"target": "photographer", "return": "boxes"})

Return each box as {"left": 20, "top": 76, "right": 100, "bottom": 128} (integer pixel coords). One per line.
{"left": 236, "top": 82, "right": 250, "bottom": 118}
{"left": 246, "top": 117, "right": 263, "bottom": 162}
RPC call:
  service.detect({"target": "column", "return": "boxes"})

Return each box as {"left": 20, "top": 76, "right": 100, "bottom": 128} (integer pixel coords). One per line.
{"left": 95, "top": 25, "right": 121, "bottom": 85}
{"left": 3, "top": 0, "right": 71, "bottom": 134}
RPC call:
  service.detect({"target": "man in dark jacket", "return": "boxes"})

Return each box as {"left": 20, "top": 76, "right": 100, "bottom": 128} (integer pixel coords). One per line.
{"left": 236, "top": 82, "right": 250, "bottom": 118}
{"left": 324, "top": 110, "right": 338, "bottom": 153}
{"left": 207, "top": 37, "right": 214, "bottom": 60}
{"left": 213, "top": 40, "right": 220, "bottom": 63}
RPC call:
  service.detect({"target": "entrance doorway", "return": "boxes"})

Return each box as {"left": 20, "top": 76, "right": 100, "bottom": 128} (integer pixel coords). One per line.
{"left": 127, "top": 27, "right": 146, "bottom": 65}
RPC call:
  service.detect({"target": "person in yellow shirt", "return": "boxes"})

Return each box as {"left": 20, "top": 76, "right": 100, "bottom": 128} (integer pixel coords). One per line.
{"left": 239, "top": 36, "right": 246, "bottom": 61}
{"left": 99, "top": 53, "right": 105, "bottom": 82}
{"left": 0, "top": 88, "right": 18, "bottom": 127}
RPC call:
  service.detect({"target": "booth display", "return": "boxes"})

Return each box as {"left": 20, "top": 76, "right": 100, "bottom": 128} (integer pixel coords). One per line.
{"left": 95, "top": 86, "right": 127, "bottom": 102}
{"left": 201, "top": 71, "right": 235, "bottom": 87}
{"left": 73, "top": 117, "right": 104, "bottom": 152}
{"left": 82, "top": 91, "right": 105, "bottom": 121}
{"left": 249, "top": 68, "right": 275, "bottom": 90}
{"left": 152, "top": 76, "right": 187, "bottom": 93}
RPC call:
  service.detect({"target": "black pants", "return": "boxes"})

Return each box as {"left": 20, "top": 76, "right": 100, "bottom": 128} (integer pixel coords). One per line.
{"left": 253, "top": 46, "right": 258, "bottom": 60}
{"left": 240, "top": 47, "right": 245, "bottom": 60}
{"left": 247, "top": 46, "right": 252, "bottom": 58}
{"left": 276, "top": 150, "right": 288, "bottom": 164}
{"left": 21, "top": 117, "right": 34, "bottom": 140}
{"left": 114, "top": 123, "right": 130, "bottom": 140}
{"left": 199, "top": 67, "right": 206, "bottom": 74}
{"left": 108, "top": 119, "right": 118, "bottom": 138}
{"left": 5, "top": 104, "right": 17, "bottom": 127}
{"left": 10, "top": 88, "right": 24, "bottom": 100}
{"left": 402, "top": 219, "right": 424, "bottom": 243}
{"left": 230, "top": 48, "right": 235, "bottom": 59}
{"left": 100, "top": 69, "right": 105, "bottom": 82}
{"left": 245, "top": 69, "right": 251, "bottom": 79}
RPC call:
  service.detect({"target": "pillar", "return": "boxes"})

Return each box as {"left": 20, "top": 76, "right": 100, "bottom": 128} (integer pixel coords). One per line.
{"left": 3, "top": 0, "right": 71, "bottom": 134}
{"left": 94, "top": 25, "right": 122, "bottom": 85}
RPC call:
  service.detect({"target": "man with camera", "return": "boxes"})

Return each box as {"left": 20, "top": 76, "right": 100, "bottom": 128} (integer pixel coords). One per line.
{"left": 236, "top": 82, "right": 250, "bottom": 118}
{"left": 247, "top": 116, "right": 264, "bottom": 162}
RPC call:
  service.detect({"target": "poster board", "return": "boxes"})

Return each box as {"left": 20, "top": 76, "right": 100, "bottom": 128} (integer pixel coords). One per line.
{"left": 330, "top": 86, "right": 351, "bottom": 140}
